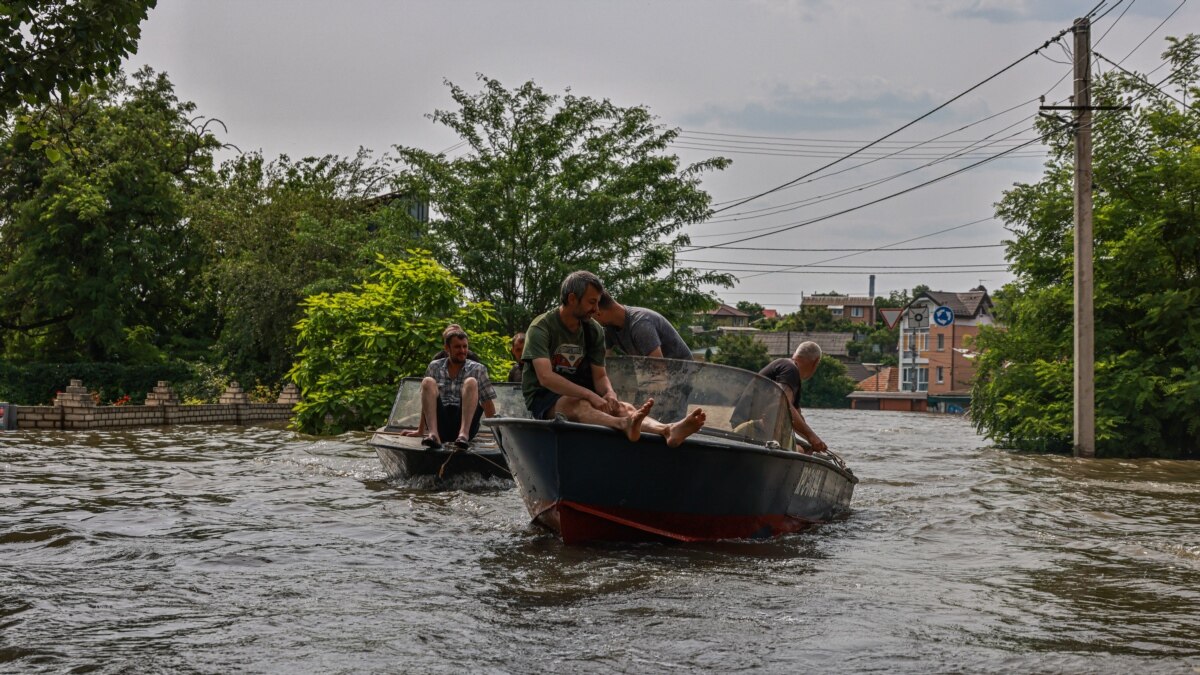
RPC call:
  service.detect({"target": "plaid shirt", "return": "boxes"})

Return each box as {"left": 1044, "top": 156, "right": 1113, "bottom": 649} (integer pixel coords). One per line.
{"left": 425, "top": 358, "right": 496, "bottom": 406}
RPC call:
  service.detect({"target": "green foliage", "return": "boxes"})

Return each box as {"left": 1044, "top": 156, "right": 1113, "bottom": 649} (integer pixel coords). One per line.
{"left": 0, "top": 0, "right": 156, "bottom": 113}
{"left": 971, "top": 35, "right": 1200, "bottom": 458}
{"left": 0, "top": 359, "right": 194, "bottom": 405}
{"left": 736, "top": 301, "right": 765, "bottom": 323}
{"left": 289, "top": 252, "right": 508, "bottom": 435}
{"left": 847, "top": 326, "right": 900, "bottom": 366}
{"left": 711, "top": 333, "right": 770, "bottom": 372}
{"left": 189, "top": 150, "right": 428, "bottom": 385}
{"left": 761, "top": 306, "right": 858, "bottom": 333}
{"left": 0, "top": 67, "right": 221, "bottom": 362}
{"left": 800, "top": 355, "right": 857, "bottom": 409}
{"left": 394, "top": 75, "right": 732, "bottom": 334}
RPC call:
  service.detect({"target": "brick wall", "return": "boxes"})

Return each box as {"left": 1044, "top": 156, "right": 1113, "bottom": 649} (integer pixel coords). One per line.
{"left": 10, "top": 380, "right": 300, "bottom": 430}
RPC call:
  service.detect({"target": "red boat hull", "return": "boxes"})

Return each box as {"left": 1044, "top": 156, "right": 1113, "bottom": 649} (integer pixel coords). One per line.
{"left": 532, "top": 499, "right": 819, "bottom": 545}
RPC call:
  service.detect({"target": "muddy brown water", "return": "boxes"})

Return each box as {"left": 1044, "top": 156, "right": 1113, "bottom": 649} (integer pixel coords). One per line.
{"left": 2, "top": 410, "right": 1197, "bottom": 673}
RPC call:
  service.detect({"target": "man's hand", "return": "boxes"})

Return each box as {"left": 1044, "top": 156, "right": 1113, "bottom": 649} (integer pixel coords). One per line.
{"left": 602, "top": 389, "right": 621, "bottom": 415}
{"left": 399, "top": 429, "right": 421, "bottom": 437}
{"left": 810, "top": 435, "right": 828, "bottom": 453}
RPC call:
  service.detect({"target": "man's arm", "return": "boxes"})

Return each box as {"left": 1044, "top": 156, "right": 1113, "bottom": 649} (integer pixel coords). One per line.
{"left": 591, "top": 363, "right": 621, "bottom": 415}
{"left": 532, "top": 358, "right": 607, "bottom": 410}
{"left": 789, "top": 404, "right": 827, "bottom": 453}
{"left": 482, "top": 398, "right": 497, "bottom": 417}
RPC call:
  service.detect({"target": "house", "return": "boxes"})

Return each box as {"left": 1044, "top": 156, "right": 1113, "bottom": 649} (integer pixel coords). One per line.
{"left": 753, "top": 331, "right": 856, "bottom": 360}
{"left": 895, "top": 287, "right": 995, "bottom": 413}
{"left": 801, "top": 294, "right": 876, "bottom": 326}
{"left": 847, "top": 367, "right": 928, "bottom": 411}
{"left": 701, "top": 303, "right": 751, "bottom": 327}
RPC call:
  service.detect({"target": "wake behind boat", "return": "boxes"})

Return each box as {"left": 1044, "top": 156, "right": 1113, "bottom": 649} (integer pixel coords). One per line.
{"left": 369, "top": 377, "right": 527, "bottom": 480}
{"left": 485, "top": 356, "right": 858, "bottom": 544}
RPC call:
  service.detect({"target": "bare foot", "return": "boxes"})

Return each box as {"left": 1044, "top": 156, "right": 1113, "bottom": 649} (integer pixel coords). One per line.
{"left": 623, "top": 399, "right": 654, "bottom": 443}
{"left": 665, "top": 408, "right": 706, "bottom": 447}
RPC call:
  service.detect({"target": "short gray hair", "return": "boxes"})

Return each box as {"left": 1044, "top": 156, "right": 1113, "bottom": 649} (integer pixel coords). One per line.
{"left": 560, "top": 270, "right": 605, "bottom": 305}
{"left": 794, "top": 341, "right": 822, "bottom": 362}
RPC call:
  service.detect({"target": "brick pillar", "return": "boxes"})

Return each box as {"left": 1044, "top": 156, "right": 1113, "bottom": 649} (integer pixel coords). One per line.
{"left": 54, "top": 379, "right": 95, "bottom": 429}
{"left": 145, "top": 380, "right": 180, "bottom": 406}
{"left": 219, "top": 381, "right": 250, "bottom": 405}
{"left": 277, "top": 383, "right": 300, "bottom": 405}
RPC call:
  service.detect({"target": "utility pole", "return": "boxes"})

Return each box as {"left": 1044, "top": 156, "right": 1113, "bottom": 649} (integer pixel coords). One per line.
{"left": 1072, "top": 17, "right": 1095, "bottom": 458}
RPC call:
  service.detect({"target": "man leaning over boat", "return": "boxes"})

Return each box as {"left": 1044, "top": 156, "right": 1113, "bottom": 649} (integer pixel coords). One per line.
{"left": 731, "top": 341, "right": 828, "bottom": 454}
{"left": 521, "top": 270, "right": 706, "bottom": 447}
{"left": 402, "top": 327, "right": 497, "bottom": 449}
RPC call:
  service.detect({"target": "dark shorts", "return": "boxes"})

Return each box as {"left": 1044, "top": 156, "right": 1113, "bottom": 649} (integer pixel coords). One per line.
{"left": 529, "top": 389, "right": 562, "bottom": 420}
{"left": 436, "top": 399, "right": 484, "bottom": 440}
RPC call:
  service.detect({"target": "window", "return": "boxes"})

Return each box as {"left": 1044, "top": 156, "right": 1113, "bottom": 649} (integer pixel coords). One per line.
{"left": 937, "top": 334, "right": 945, "bottom": 351}
{"left": 851, "top": 307, "right": 864, "bottom": 318}
{"left": 936, "top": 366, "right": 944, "bottom": 383}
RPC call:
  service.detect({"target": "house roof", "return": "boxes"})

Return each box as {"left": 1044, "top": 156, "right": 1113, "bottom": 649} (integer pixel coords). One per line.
{"left": 803, "top": 295, "right": 874, "bottom": 308}
{"left": 845, "top": 362, "right": 873, "bottom": 382}
{"left": 753, "top": 331, "right": 855, "bottom": 358}
{"left": 762, "top": 308, "right": 779, "bottom": 319}
{"left": 704, "top": 303, "right": 749, "bottom": 317}
{"left": 914, "top": 287, "right": 992, "bottom": 318}
{"left": 856, "top": 366, "right": 899, "bottom": 392}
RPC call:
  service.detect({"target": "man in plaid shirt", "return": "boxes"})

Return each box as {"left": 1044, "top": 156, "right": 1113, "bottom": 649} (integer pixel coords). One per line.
{"left": 412, "top": 327, "right": 497, "bottom": 449}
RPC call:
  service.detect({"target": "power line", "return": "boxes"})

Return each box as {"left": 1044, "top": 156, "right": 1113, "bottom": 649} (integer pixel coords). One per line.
{"left": 705, "top": 21, "right": 1081, "bottom": 215}
{"left": 692, "top": 267, "right": 1010, "bottom": 276}
{"left": 1116, "top": 0, "right": 1188, "bottom": 65}
{"left": 680, "top": 260, "right": 1009, "bottom": 269}
{"left": 691, "top": 127, "right": 1042, "bottom": 251}
{"left": 1093, "top": 51, "right": 1190, "bottom": 106}
{"left": 679, "top": 243, "right": 1005, "bottom": 252}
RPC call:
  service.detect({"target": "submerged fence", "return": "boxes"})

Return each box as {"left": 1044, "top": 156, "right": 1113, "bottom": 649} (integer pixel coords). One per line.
{"left": 6, "top": 380, "right": 299, "bottom": 430}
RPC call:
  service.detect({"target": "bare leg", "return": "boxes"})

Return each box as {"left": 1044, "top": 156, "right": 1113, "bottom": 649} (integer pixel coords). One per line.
{"left": 420, "top": 377, "right": 441, "bottom": 444}
{"left": 554, "top": 396, "right": 651, "bottom": 442}
{"left": 458, "top": 377, "right": 479, "bottom": 441}
{"left": 619, "top": 401, "right": 707, "bottom": 447}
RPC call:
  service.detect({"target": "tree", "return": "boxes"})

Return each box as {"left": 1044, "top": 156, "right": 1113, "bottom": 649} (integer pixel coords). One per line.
{"left": 394, "top": 75, "right": 732, "bottom": 334}
{"left": 736, "top": 301, "right": 765, "bottom": 323}
{"left": 711, "top": 333, "right": 770, "bottom": 372}
{"left": 289, "top": 252, "right": 509, "bottom": 435}
{"left": 847, "top": 326, "right": 900, "bottom": 366}
{"left": 971, "top": 35, "right": 1200, "bottom": 458}
{"left": 189, "top": 150, "right": 427, "bottom": 385}
{"left": 0, "top": 67, "right": 221, "bottom": 362}
{"left": 800, "top": 355, "right": 857, "bottom": 409}
{"left": 1, "top": 0, "right": 157, "bottom": 113}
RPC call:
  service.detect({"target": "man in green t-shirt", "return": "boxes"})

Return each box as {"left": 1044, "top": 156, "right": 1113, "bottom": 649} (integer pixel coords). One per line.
{"left": 521, "top": 270, "right": 706, "bottom": 447}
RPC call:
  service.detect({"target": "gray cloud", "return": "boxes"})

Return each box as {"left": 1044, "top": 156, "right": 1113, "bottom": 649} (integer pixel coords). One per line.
{"left": 681, "top": 80, "right": 990, "bottom": 134}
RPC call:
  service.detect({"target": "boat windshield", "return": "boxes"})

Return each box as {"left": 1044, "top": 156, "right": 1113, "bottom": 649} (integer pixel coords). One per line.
{"left": 604, "top": 356, "right": 795, "bottom": 450}
{"left": 385, "top": 378, "right": 528, "bottom": 429}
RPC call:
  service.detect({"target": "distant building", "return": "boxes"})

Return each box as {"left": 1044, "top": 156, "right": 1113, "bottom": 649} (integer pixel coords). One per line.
{"left": 700, "top": 303, "right": 751, "bottom": 327}
{"left": 802, "top": 294, "right": 876, "bottom": 326}
{"left": 896, "top": 287, "right": 995, "bottom": 413}
{"left": 847, "top": 367, "right": 928, "bottom": 412}
{"left": 753, "top": 331, "right": 855, "bottom": 360}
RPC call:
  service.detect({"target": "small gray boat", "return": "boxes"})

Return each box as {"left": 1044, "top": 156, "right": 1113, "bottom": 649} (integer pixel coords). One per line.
{"left": 369, "top": 377, "right": 528, "bottom": 480}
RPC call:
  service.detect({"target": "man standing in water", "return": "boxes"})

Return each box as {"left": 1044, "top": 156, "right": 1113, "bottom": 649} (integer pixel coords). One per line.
{"left": 522, "top": 271, "right": 706, "bottom": 446}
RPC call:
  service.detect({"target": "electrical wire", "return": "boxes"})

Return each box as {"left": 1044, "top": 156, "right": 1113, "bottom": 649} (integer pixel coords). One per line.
{"left": 705, "top": 20, "right": 1083, "bottom": 216}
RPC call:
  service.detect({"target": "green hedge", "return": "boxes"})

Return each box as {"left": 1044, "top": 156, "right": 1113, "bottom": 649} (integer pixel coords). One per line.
{"left": 0, "top": 361, "right": 197, "bottom": 405}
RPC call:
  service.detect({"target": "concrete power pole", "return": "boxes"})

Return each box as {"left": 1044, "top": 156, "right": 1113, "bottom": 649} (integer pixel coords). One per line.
{"left": 1072, "top": 17, "right": 1096, "bottom": 458}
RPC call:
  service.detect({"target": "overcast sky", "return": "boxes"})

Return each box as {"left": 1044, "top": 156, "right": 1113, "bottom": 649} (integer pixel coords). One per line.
{"left": 126, "top": 0, "right": 1198, "bottom": 309}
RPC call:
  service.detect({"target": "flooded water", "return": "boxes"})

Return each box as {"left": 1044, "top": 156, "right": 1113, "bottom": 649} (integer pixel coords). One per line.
{"left": 2, "top": 410, "right": 1197, "bottom": 673}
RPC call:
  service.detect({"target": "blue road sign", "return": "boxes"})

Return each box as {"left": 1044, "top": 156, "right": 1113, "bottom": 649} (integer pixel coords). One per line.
{"left": 933, "top": 306, "right": 955, "bottom": 327}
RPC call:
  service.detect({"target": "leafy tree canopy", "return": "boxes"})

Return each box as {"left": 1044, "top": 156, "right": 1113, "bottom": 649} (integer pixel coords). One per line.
{"left": 800, "top": 355, "right": 857, "bottom": 409}
{"left": 711, "top": 333, "right": 770, "bottom": 372}
{"left": 189, "top": 149, "right": 428, "bottom": 385}
{"left": 289, "top": 251, "right": 508, "bottom": 435}
{"left": 971, "top": 35, "right": 1200, "bottom": 458}
{"left": 0, "top": 0, "right": 156, "bottom": 113}
{"left": 394, "top": 75, "right": 731, "bottom": 335}
{"left": 0, "top": 67, "right": 220, "bottom": 361}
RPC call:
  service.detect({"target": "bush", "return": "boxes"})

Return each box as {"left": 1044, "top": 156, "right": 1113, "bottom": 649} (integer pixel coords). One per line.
{"left": 0, "top": 361, "right": 196, "bottom": 405}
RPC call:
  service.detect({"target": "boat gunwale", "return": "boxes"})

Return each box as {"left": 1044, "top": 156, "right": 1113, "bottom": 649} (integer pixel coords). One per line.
{"left": 482, "top": 416, "right": 858, "bottom": 484}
